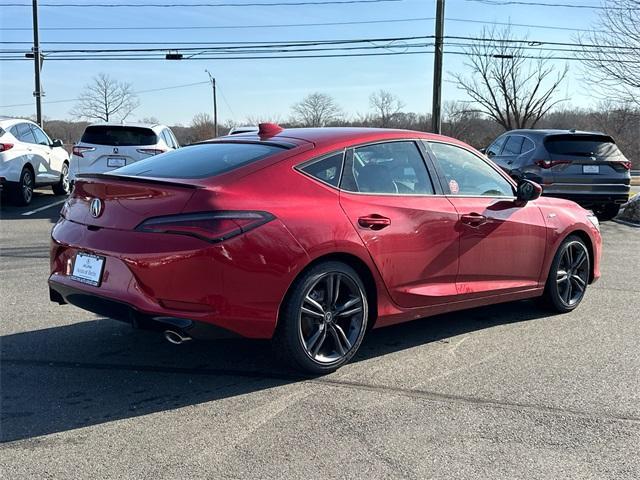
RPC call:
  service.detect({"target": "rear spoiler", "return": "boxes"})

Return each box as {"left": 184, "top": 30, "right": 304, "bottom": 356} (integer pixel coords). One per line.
{"left": 75, "top": 173, "right": 202, "bottom": 190}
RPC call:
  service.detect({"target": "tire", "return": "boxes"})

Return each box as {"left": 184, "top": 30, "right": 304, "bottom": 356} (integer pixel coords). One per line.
{"left": 273, "top": 261, "right": 369, "bottom": 374}
{"left": 10, "top": 167, "right": 35, "bottom": 206}
{"left": 540, "top": 235, "right": 590, "bottom": 313}
{"left": 52, "top": 162, "right": 70, "bottom": 196}
{"left": 595, "top": 203, "right": 620, "bottom": 221}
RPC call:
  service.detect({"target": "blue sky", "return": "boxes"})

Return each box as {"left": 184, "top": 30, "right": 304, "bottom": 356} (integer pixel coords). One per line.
{"left": 0, "top": 0, "right": 599, "bottom": 125}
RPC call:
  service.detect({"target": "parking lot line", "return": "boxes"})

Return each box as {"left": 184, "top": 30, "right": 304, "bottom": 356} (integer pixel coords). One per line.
{"left": 21, "top": 199, "right": 67, "bottom": 217}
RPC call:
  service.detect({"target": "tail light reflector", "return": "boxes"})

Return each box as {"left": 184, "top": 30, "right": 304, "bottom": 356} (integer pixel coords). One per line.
{"left": 535, "top": 159, "right": 571, "bottom": 169}
{"left": 137, "top": 148, "right": 165, "bottom": 156}
{"left": 0, "top": 143, "right": 14, "bottom": 152}
{"left": 136, "top": 211, "right": 274, "bottom": 243}
{"left": 73, "top": 146, "right": 95, "bottom": 158}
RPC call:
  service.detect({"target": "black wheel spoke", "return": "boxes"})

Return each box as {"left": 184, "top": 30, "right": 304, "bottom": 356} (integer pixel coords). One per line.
{"left": 329, "top": 325, "right": 346, "bottom": 356}
{"left": 304, "top": 295, "right": 325, "bottom": 315}
{"left": 572, "top": 250, "right": 587, "bottom": 271}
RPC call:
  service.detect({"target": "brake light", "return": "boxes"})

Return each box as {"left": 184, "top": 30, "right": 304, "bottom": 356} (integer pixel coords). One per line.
{"left": 136, "top": 148, "right": 165, "bottom": 156}
{"left": 0, "top": 143, "right": 14, "bottom": 152}
{"left": 136, "top": 211, "right": 274, "bottom": 243}
{"left": 620, "top": 160, "right": 632, "bottom": 170}
{"left": 535, "top": 159, "right": 571, "bottom": 169}
{"left": 73, "top": 146, "right": 95, "bottom": 158}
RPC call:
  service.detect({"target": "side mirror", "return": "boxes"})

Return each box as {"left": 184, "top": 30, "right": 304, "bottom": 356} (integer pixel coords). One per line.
{"left": 516, "top": 179, "right": 542, "bottom": 204}
{"left": 51, "top": 139, "right": 64, "bottom": 148}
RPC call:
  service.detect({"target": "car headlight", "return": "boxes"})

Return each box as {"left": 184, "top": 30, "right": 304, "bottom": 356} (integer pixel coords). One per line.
{"left": 586, "top": 213, "right": 600, "bottom": 231}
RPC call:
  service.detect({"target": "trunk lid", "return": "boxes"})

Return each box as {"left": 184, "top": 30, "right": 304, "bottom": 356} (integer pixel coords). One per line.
{"left": 64, "top": 174, "right": 200, "bottom": 230}
{"left": 544, "top": 134, "right": 630, "bottom": 183}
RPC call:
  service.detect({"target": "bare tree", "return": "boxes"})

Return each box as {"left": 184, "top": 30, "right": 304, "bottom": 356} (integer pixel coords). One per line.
{"left": 291, "top": 92, "right": 342, "bottom": 127}
{"left": 451, "top": 26, "right": 568, "bottom": 130}
{"left": 369, "top": 90, "right": 405, "bottom": 127}
{"left": 578, "top": 0, "right": 640, "bottom": 106}
{"left": 190, "top": 113, "right": 215, "bottom": 142}
{"left": 70, "top": 73, "right": 140, "bottom": 122}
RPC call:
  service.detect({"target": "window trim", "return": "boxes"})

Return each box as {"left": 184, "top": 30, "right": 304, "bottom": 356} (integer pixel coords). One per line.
{"left": 486, "top": 135, "right": 508, "bottom": 157}
{"left": 294, "top": 149, "right": 346, "bottom": 189}
{"left": 339, "top": 139, "right": 439, "bottom": 197}
{"left": 424, "top": 140, "right": 517, "bottom": 199}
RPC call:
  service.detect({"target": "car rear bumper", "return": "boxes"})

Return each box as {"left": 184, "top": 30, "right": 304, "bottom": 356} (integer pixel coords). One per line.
{"left": 49, "top": 281, "right": 238, "bottom": 338}
{"left": 542, "top": 183, "right": 630, "bottom": 206}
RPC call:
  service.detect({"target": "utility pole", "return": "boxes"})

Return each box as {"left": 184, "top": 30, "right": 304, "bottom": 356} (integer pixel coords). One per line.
{"left": 205, "top": 70, "right": 218, "bottom": 137}
{"left": 431, "top": 0, "right": 445, "bottom": 134}
{"left": 32, "top": 0, "right": 43, "bottom": 126}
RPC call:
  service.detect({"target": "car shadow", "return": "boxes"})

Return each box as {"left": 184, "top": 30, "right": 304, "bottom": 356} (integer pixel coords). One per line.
{"left": 0, "top": 190, "right": 64, "bottom": 223}
{"left": 0, "top": 299, "right": 549, "bottom": 443}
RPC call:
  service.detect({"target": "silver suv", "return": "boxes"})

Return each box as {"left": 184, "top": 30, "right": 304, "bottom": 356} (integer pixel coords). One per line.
{"left": 484, "top": 129, "right": 631, "bottom": 219}
{"left": 69, "top": 123, "right": 179, "bottom": 184}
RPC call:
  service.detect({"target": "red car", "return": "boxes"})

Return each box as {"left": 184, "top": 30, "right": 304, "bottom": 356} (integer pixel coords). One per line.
{"left": 50, "top": 124, "right": 602, "bottom": 373}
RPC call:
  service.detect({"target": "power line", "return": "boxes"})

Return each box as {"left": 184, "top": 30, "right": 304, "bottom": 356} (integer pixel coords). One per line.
{"left": 2, "top": 0, "right": 403, "bottom": 7}
{"left": 2, "top": 17, "right": 434, "bottom": 31}
{"left": 463, "top": 0, "right": 640, "bottom": 9}
{"left": 0, "top": 80, "right": 210, "bottom": 108}
{"left": 1, "top": 16, "right": 600, "bottom": 33}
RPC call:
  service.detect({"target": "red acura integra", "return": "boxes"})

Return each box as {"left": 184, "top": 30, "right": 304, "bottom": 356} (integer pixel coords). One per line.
{"left": 50, "top": 124, "right": 602, "bottom": 373}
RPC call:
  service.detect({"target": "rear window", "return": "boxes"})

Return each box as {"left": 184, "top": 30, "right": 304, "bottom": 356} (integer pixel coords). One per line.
{"left": 81, "top": 126, "right": 158, "bottom": 146}
{"left": 544, "top": 135, "right": 623, "bottom": 158}
{"left": 113, "top": 142, "right": 287, "bottom": 179}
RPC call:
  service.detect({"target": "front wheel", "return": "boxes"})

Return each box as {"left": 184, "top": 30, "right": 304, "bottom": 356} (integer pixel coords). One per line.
{"left": 52, "top": 162, "right": 70, "bottom": 196}
{"left": 274, "top": 261, "right": 369, "bottom": 374}
{"left": 540, "top": 235, "right": 590, "bottom": 313}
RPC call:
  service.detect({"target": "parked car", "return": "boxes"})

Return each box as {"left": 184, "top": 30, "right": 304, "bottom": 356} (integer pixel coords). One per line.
{"left": 228, "top": 126, "right": 259, "bottom": 135}
{"left": 69, "top": 123, "right": 179, "bottom": 183}
{"left": 0, "top": 117, "right": 70, "bottom": 205}
{"left": 50, "top": 124, "right": 602, "bottom": 373}
{"left": 483, "top": 129, "right": 631, "bottom": 220}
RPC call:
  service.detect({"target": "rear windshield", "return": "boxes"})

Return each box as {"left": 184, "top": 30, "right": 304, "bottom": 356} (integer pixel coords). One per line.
{"left": 113, "top": 142, "right": 288, "bottom": 179}
{"left": 81, "top": 126, "right": 158, "bottom": 146}
{"left": 544, "top": 135, "right": 623, "bottom": 158}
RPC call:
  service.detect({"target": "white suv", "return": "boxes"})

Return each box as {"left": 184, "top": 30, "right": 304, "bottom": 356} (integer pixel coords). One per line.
{"left": 0, "top": 117, "right": 70, "bottom": 206}
{"left": 70, "top": 123, "right": 179, "bottom": 183}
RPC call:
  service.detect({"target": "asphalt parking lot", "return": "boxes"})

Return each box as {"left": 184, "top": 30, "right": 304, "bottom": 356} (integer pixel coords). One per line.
{"left": 1, "top": 190, "right": 639, "bottom": 479}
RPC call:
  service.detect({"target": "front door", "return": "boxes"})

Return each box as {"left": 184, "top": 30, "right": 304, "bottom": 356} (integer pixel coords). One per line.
{"left": 338, "top": 140, "right": 460, "bottom": 308}
{"left": 426, "top": 141, "right": 547, "bottom": 299}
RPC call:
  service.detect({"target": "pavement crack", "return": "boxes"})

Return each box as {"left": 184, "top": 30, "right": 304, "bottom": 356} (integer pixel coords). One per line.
{"left": 4, "top": 356, "right": 640, "bottom": 427}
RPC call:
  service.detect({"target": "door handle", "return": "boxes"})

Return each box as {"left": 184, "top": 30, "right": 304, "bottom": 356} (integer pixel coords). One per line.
{"left": 358, "top": 214, "right": 391, "bottom": 230}
{"left": 460, "top": 213, "right": 488, "bottom": 227}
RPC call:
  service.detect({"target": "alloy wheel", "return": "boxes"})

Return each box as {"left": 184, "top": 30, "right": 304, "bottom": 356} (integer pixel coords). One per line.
{"left": 22, "top": 170, "right": 34, "bottom": 204}
{"left": 556, "top": 241, "right": 589, "bottom": 307}
{"left": 61, "top": 164, "right": 70, "bottom": 193}
{"left": 298, "top": 272, "right": 367, "bottom": 365}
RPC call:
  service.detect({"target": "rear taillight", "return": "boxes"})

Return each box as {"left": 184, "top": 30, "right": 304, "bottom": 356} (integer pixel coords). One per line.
{"left": 73, "top": 146, "right": 95, "bottom": 158}
{"left": 135, "top": 211, "right": 274, "bottom": 243}
{"left": 0, "top": 143, "right": 14, "bottom": 152}
{"left": 535, "top": 159, "right": 571, "bottom": 169}
{"left": 620, "top": 160, "right": 632, "bottom": 170}
{"left": 136, "top": 148, "right": 165, "bottom": 156}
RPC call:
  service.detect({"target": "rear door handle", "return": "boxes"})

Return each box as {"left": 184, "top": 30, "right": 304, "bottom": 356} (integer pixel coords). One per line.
{"left": 358, "top": 214, "right": 391, "bottom": 230}
{"left": 460, "top": 213, "right": 488, "bottom": 227}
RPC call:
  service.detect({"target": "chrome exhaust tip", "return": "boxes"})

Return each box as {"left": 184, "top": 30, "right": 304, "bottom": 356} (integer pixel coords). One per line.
{"left": 164, "top": 329, "right": 192, "bottom": 345}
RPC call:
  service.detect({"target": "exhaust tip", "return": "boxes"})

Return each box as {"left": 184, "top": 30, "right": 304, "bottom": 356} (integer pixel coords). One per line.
{"left": 164, "top": 329, "right": 192, "bottom": 345}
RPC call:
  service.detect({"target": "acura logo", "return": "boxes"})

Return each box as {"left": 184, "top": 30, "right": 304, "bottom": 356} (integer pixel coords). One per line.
{"left": 113, "top": 147, "right": 119, "bottom": 154}
{"left": 90, "top": 198, "right": 103, "bottom": 218}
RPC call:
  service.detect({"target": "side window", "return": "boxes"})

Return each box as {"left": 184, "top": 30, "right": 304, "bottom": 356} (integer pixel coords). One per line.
{"left": 168, "top": 130, "right": 180, "bottom": 148}
{"left": 502, "top": 136, "right": 524, "bottom": 155}
{"left": 299, "top": 152, "right": 343, "bottom": 188}
{"left": 429, "top": 142, "right": 514, "bottom": 197}
{"left": 486, "top": 136, "right": 506, "bottom": 157}
{"left": 14, "top": 123, "right": 37, "bottom": 144}
{"left": 522, "top": 137, "right": 535, "bottom": 154}
{"left": 30, "top": 124, "right": 51, "bottom": 146}
{"left": 341, "top": 141, "right": 434, "bottom": 195}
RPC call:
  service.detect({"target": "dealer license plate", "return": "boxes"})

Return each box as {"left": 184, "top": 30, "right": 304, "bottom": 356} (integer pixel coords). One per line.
{"left": 71, "top": 252, "right": 105, "bottom": 287}
{"left": 107, "top": 157, "right": 126, "bottom": 168}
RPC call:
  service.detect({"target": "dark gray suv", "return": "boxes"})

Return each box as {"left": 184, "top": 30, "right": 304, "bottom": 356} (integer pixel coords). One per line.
{"left": 484, "top": 129, "right": 632, "bottom": 219}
